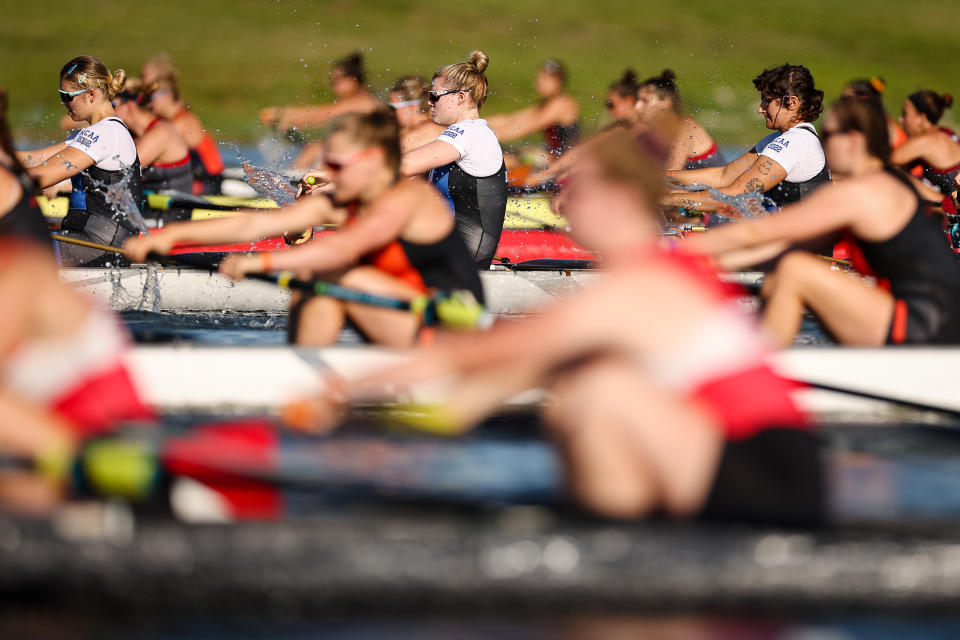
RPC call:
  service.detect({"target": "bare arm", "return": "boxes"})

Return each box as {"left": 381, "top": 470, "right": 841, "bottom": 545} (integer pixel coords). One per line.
{"left": 265, "top": 95, "right": 379, "bottom": 132}
{"left": 17, "top": 142, "right": 70, "bottom": 168}
{"left": 668, "top": 150, "right": 757, "bottom": 188}
{"left": 124, "top": 195, "right": 341, "bottom": 261}
{"left": 663, "top": 155, "right": 787, "bottom": 213}
{"left": 401, "top": 140, "right": 461, "bottom": 177}
{"left": 134, "top": 129, "right": 167, "bottom": 167}
{"left": 686, "top": 178, "right": 877, "bottom": 256}
{"left": 219, "top": 192, "right": 415, "bottom": 279}
{"left": 488, "top": 97, "right": 576, "bottom": 142}
{"left": 23, "top": 146, "right": 95, "bottom": 189}
{"left": 400, "top": 122, "right": 446, "bottom": 154}
{"left": 890, "top": 133, "right": 932, "bottom": 167}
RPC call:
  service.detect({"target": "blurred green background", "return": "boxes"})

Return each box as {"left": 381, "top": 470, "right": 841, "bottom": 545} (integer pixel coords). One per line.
{"left": 3, "top": 0, "right": 959, "bottom": 148}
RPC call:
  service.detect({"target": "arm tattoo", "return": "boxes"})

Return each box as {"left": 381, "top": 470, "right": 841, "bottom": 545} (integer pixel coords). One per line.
{"left": 757, "top": 157, "right": 774, "bottom": 175}
{"left": 743, "top": 178, "right": 764, "bottom": 193}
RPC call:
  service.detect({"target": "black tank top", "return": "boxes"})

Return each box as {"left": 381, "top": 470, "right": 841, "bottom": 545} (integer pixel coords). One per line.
{"left": 0, "top": 171, "right": 50, "bottom": 246}
{"left": 400, "top": 228, "right": 485, "bottom": 303}
{"left": 763, "top": 124, "right": 832, "bottom": 208}
{"left": 855, "top": 169, "right": 960, "bottom": 323}
{"left": 447, "top": 161, "right": 508, "bottom": 268}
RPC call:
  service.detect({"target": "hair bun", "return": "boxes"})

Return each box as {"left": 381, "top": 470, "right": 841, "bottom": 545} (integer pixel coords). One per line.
{"left": 943, "top": 93, "right": 955, "bottom": 108}
{"left": 108, "top": 69, "right": 128, "bottom": 99}
{"left": 468, "top": 50, "right": 489, "bottom": 73}
{"left": 622, "top": 68, "right": 637, "bottom": 85}
{"left": 660, "top": 69, "right": 675, "bottom": 83}
{"left": 869, "top": 76, "right": 886, "bottom": 94}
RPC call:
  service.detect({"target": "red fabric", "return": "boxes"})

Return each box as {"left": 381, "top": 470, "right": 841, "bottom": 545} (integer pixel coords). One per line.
{"left": 889, "top": 299, "right": 908, "bottom": 344}
{"left": 692, "top": 364, "right": 809, "bottom": 440}
{"left": 686, "top": 142, "right": 719, "bottom": 164}
{"left": 194, "top": 133, "right": 225, "bottom": 175}
{"left": 52, "top": 363, "right": 154, "bottom": 437}
{"left": 164, "top": 421, "right": 282, "bottom": 520}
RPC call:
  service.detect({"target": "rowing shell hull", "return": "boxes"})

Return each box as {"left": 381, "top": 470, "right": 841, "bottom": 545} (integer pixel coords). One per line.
{"left": 59, "top": 266, "right": 607, "bottom": 315}
{"left": 120, "top": 343, "right": 960, "bottom": 422}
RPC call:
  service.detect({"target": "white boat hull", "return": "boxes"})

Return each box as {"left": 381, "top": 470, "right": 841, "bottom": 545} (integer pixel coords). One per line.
{"left": 59, "top": 266, "right": 759, "bottom": 315}
{"left": 125, "top": 344, "right": 960, "bottom": 423}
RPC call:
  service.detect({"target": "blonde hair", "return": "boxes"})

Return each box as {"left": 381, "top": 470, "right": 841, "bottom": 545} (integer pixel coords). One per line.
{"left": 433, "top": 50, "right": 489, "bottom": 107}
{"left": 328, "top": 108, "right": 402, "bottom": 179}
{"left": 391, "top": 75, "right": 429, "bottom": 111}
{"left": 61, "top": 55, "right": 127, "bottom": 100}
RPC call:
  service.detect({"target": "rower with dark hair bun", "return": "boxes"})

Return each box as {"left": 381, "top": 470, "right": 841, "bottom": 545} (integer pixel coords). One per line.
{"left": 401, "top": 51, "right": 507, "bottom": 268}
{"left": 891, "top": 89, "right": 960, "bottom": 205}
{"left": 606, "top": 68, "right": 640, "bottom": 124}
{"left": 635, "top": 69, "right": 723, "bottom": 170}
{"left": 666, "top": 63, "right": 830, "bottom": 213}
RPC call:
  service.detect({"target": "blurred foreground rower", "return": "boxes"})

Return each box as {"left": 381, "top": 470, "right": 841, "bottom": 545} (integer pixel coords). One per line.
{"left": 303, "top": 133, "right": 822, "bottom": 526}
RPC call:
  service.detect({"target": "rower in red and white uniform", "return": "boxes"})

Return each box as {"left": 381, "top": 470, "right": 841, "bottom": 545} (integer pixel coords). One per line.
{"left": 300, "top": 132, "right": 822, "bottom": 526}
{"left": 690, "top": 97, "right": 960, "bottom": 347}
{"left": 126, "top": 108, "right": 484, "bottom": 347}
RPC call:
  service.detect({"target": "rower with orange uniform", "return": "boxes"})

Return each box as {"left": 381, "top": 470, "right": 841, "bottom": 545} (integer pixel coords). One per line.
{"left": 890, "top": 90, "right": 960, "bottom": 212}
{"left": 634, "top": 69, "right": 723, "bottom": 171}
{"left": 688, "top": 97, "right": 960, "bottom": 347}
{"left": 143, "top": 55, "right": 225, "bottom": 195}
{"left": 296, "top": 132, "right": 822, "bottom": 527}
{"left": 126, "top": 108, "right": 484, "bottom": 347}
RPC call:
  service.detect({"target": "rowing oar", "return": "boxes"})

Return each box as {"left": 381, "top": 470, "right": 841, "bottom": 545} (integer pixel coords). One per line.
{"left": 51, "top": 234, "right": 490, "bottom": 330}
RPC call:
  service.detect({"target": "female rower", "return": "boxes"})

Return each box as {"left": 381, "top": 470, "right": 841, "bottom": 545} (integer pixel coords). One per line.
{"left": 390, "top": 76, "right": 446, "bottom": 152}
{"left": 401, "top": 51, "right": 507, "bottom": 268}
{"left": 0, "top": 238, "right": 153, "bottom": 513}
{"left": 0, "top": 87, "right": 48, "bottom": 243}
{"left": 293, "top": 75, "right": 443, "bottom": 170}
{"left": 606, "top": 69, "right": 640, "bottom": 125}
{"left": 487, "top": 59, "right": 580, "bottom": 158}
{"left": 843, "top": 77, "right": 907, "bottom": 150}
{"left": 301, "top": 133, "right": 821, "bottom": 526}
{"left": 665, "top": 64, "right": 830, "bottom": 213}
{"left": 17, "top": 56, "right": 143, "bottom": 266}
{"left": 635, "top": 69, "right": 722, "bottom": 171}
{"left": 146, "top": 68, "right": 226, "bottom": 195}
{"left": 126, "top": 109, "right": 484, "bottom": 347}
{"left": 112, "top": 80, "right": 193, "bottom": 206}
{"left": 688, "top": 97, "right": 960, "bottom": 347}
{"left": 259, "top": 52, "right": 381, "bottom": 133}
{"left": 890, "top": 90, "right": 960, "bottom": 206}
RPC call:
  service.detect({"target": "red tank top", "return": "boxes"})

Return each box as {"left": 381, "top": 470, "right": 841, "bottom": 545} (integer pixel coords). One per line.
{"left": 345, "top": 210, "right": 428, "bottom": 293}
{"left": 651, "top": 248, "right": 808, "bottom": 439}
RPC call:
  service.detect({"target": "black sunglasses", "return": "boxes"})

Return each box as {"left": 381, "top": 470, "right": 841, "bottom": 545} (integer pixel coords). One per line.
{"left": 428, "top": 89, "right": 466, "bottom": 104}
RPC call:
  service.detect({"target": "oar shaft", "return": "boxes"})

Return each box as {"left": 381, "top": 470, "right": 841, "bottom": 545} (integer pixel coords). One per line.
{"left": 51, "top": 234, "right": 128, "bottom": 256}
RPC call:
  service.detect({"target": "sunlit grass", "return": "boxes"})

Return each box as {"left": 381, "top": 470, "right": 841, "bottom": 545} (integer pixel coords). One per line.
{"left": 4, "top": 0, "right": 958, "bottom": 146}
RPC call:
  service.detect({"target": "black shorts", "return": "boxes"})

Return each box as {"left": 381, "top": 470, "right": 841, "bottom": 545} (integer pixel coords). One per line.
{"left": 887, "top": 297, "right": 960, "bottom": 345}
{"left": 699, "top": 428, "right": 824, "bottom": 527}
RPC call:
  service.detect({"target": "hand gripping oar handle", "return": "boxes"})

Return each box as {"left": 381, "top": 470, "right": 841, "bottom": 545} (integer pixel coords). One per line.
{"left": 51, "top": 234, "right": 221, "bottom": 270}
{"left": 254, "top": 270, "right": 492, "bottom": 330}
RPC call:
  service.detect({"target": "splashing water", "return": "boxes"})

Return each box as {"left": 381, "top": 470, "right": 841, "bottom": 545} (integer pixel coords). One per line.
{"left": 682, "top": 183, "right": 777, "bottom": 220}
{"left": 223, "top": 141, "right": 298, "bottom": 205}
{"left": 87, "top": 159, "right": 161, "bottom": 312}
